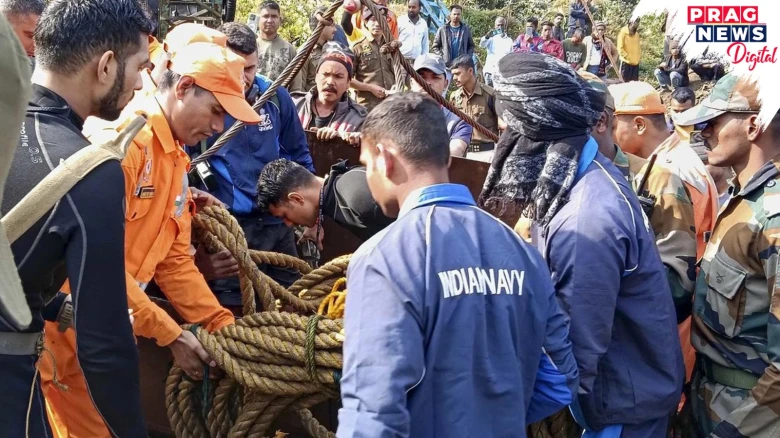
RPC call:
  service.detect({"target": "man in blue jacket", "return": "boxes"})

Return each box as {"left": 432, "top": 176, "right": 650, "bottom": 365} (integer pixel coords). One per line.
{"left": 188, "top": 22, "right": 314, "bottom": 306}
{"left": 337, "top": 92, "right": 579, "bottom": 438}
{"left": 481, "top": 52, "right": 683, "bottom": 438}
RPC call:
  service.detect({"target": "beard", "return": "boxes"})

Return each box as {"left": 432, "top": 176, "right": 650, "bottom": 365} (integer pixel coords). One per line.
{"left": 96, "top": 58, "right": 128, "bottom": 121}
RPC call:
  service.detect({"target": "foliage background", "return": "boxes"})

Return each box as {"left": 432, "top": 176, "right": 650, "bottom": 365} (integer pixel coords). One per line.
{"left": 235, "top": 0, "right": 665, "bottom": 82}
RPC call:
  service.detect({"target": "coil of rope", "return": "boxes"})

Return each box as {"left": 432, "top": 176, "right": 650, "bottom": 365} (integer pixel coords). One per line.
{"left": 192, "top": 0, "right": 498, "bottom": 169}
{"left": 166, "top": 205, "right": 349, "bottom": 437}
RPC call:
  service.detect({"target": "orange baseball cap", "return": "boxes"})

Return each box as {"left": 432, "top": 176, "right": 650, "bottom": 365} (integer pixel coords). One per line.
{"left": 148, "top": 35, "right": 167, "bottom": 64}
{"left": 165, "top": 23, "right": 227, "bottom": 55}
{"left": 608, "top": 82, "right": 666, "bottom": 115}
{"left": 169, "top": 42, "right": 261, "bottom": 124}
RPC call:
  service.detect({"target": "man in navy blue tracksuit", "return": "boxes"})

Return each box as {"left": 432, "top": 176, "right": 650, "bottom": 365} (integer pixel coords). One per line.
{"left": 337, "top": 92, "right": 579, "bottom": 438}
{"left": 188, "top": 23, "right": 314, "bottom": 306}
{"left": 481, "top": 52, "right": 683, "bottom": 437}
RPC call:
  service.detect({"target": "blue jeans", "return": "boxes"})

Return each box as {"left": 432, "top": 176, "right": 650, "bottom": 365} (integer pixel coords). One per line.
{"left": 655, "top": 69, "right": 684, "bottom": 88}
{"left": 586, "top": 64, "right": 606, "bottom": 78}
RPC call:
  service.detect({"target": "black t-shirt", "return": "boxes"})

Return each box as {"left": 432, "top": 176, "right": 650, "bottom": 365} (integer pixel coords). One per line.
{"left": 321, "top": 162, "right": 394, "bottom": 241}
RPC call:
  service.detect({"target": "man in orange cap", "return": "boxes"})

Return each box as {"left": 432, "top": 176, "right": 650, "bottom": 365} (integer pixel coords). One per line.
{"left": 83, "top": 23, "right": 228, "bottom": 134}
{"left": 42, "top": 42, "right": 257, "bottom": 437}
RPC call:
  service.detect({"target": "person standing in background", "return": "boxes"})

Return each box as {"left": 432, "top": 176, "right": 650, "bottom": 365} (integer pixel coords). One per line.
{"left": 513, "top": 16, "right": 542, "bottom": 53}
{"left": 552, "top": 12, "right": 565, "bottom": 42}
{"left": 397, "top": 0, "right": 429, "bottom": 63}
{"left": 351, "top": 5, "right": 396, "bottom": 112}
{"left": 255, "top": 1, "right": 302, "bottom": 90}
{"left": 562, "top": 28, "right": 587, "bottom": 70}
{"left": 539, "top": 20, "right": 564, "bottom": 60}
{"left": 581, "top": 22, "right": 616, "bottom": 78}
{"left": 617, "top": 17, "right": 641, "bottom": 82}
{"left": 291, "top": 6, "right": 336, "bottom": 93}
{"left": 567, "top": 0, "right": 596, "bottom": 38}
{"left": 432, "top": 4, "right": 474, "bottom": 67}
{"left": 1, "top": 0, "right": 44, "bottom": 69}
{"left": 479, "top": 16, "right": 513, "bottom": 86}
{"left": 449, "top": 55, "right": 499, "bottom": 162}
{"left": 341, "top": 0, "right": 398, "bottom": 45}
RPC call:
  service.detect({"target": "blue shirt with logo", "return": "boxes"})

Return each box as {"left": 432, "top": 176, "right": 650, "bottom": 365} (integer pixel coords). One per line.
{"left": 337, "top": 183, "right": 579, "bottom": 438}
{"left": 187, "top": 74, "right": 314, "bottom": 217}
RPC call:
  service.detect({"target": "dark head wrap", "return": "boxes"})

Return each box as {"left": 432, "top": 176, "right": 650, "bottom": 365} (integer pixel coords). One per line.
{"left": 479, "top": 52, "right": 605, "bottom": 226}
{"left": 317, "top": 42, "right": 355, "bottom": 79}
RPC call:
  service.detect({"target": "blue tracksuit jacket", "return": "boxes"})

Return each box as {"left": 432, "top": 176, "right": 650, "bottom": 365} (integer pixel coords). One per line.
{"left": 338, "top": 183, "right": 579, "bottom": 438}
{"left": 531, "top": 143, "right": 684, "bottom": 433}
{"left": 187, "top": 75, "right": 314, "bottom": 217}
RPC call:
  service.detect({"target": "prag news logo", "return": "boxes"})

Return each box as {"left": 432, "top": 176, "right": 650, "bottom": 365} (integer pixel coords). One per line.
{"left": 689, "top": 6, "right": 776, "bottom": 70}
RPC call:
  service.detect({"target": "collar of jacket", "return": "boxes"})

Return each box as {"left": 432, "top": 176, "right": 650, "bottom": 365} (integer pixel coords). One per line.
{"left": 733, "top": 155, "right": 780, "bottom": 197}
{"left": 30, "top": 84, "right": 85, "bottom": 131}
{"left": 135, "top": 95, "right": 179, "bottom": 154}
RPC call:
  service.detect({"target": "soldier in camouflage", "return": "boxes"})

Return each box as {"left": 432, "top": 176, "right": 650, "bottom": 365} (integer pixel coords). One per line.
{"left": 675, "top": 73, "right": 780, "bottom": 437}
{"left": 608, "top": 82, "right": 698, "bottom": 325}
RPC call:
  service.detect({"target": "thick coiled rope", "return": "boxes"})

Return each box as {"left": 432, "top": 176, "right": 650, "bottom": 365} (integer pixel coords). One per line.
{"left": 166, "top": 206, "right": 348, "bottom": 437}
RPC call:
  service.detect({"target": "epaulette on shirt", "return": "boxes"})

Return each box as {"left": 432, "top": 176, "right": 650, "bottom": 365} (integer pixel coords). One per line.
{"left": 756, "top": 174, "right": 780, "bottom": 220}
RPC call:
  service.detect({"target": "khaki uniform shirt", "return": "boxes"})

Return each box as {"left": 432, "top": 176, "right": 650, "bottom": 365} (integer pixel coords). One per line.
{"left": 449, "top": 83, "right": 498, "bottom": 144}
{"left": 291, "top": 43, "right": 323, "bottom": 94}
{"left": 351, "top": 36, "right": 395, "bottom": 112}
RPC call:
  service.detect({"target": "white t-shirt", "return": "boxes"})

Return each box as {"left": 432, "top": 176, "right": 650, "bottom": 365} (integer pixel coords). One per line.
{"left": 588, "top": 42, "right": 603, "bottom": 66}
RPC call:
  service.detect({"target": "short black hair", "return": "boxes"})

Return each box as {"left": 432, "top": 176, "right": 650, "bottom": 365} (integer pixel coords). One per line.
{"left": 218, "top": 22, "right": 258, "bottom": 55}
{"left": 35, "top": 0, "right": 153, "bottom": 75}
{"left": 450, "top": 54, "right": 474, "bottom": 70}
{"left": 0, "top": 0, "right": 44, "bottom": 16}
{"left": 157, "top": 70, "right": 205, "bottom": 95}
{"left": 555, "top": 12, "right": 564, "bottom": 18}
{"left": 361, "top": 93, "right": 450, "bottom": 168}
{"left": 572, "top": 28, "right": 584, "bottom": 36}
{"left": 670, "top": 87, "right": 696, "bottom": 106}
{"left": 541, "top": 20, "right": 554, "bottom": 28}
{"left": 260, "top": 1, "right": 280, "bottom": 13}
{"left": 256, "top": 159, "right": 318, "bottom": 212}
{"left": 450, "top": 4, "right": 462, "bottom": 12}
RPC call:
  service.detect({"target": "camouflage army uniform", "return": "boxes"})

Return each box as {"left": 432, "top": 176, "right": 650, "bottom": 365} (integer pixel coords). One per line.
{"left": 674, "top": 74, "right": 778, "bottom": 437}
{"left": 613, "top": 146, "right": 698, "bottom": 315}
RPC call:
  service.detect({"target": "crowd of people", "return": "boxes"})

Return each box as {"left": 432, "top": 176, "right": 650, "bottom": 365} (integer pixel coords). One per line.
{"left": 0, "top": 0, "right": 776, "bottom": 437}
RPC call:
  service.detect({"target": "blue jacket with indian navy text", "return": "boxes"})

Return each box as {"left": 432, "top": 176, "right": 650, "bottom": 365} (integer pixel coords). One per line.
{"left": 338, "top": 183, "right": 579, "bottom": 438}
{"left": 187, "top": 74, "right": 314, "bottom": 217}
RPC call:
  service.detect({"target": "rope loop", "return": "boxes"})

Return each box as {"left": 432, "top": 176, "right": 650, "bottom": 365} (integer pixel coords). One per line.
{"left": 305, "top": 314, "right": 323, "bottom": 384}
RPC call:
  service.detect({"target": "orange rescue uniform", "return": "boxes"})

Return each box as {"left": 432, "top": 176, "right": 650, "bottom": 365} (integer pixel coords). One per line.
{"left": 42, "top": 95, "right": 235, "bottom": 438}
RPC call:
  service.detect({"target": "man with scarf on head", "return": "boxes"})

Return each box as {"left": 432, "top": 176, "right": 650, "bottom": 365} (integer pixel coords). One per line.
{"left": 480, "top": 52, "right": 683, "bottom": 438}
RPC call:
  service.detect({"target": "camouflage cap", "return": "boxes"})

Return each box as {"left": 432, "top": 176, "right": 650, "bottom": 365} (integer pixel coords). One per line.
{"left": 577, "top": 70, "right": 615, "bottom": 111}
{"left": 674, "top": 73, "right": 761, "bottom": 126}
